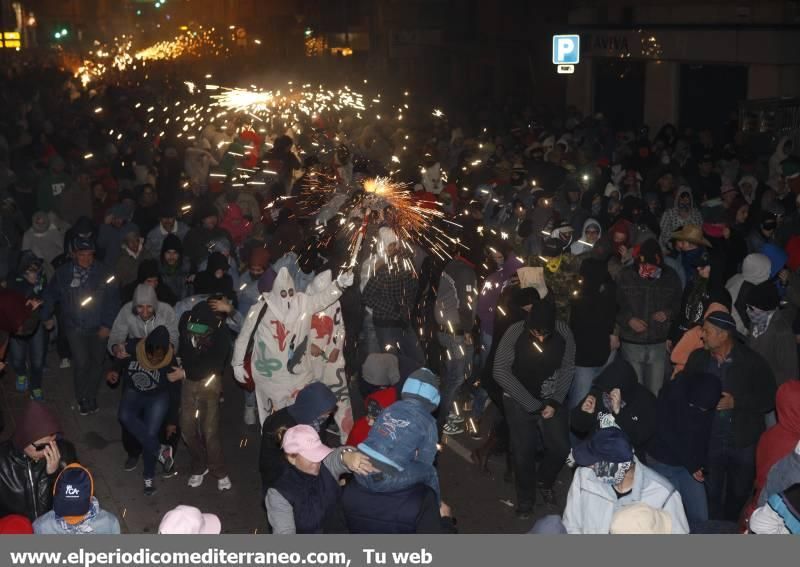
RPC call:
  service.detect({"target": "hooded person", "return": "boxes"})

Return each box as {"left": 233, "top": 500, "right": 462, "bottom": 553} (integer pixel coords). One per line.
{"left": 570, "top": 356, "right": 657, "bottom": 455}
{"left": 232, "top": 266, "right": 354, "bottom": 424}
{"left": 570, "top": 218, "right": 602, "bottom": 257}
{"left": 96, "top": 202, "right": 136, "bottom": 266}
{"left": 0, "top": 402, "right": 76, "bottom": 521}
{"left": 238, "top": 246, "right": 270, "bottom": 317}
{"left": 562, "top": 427, "right": 690, "bottom": 534}
{"left": 218, "top": 202, "right": 252, "bottom": 247}
{"left": 647, "top": 371, "right": 723, "bottom": 525}
{"left": 108, "top": 283, "right": 179, "bottom": 358}
{"left": 725, "top": 253, "right": 771, "bottom": 334}
{"left": 258, "top": 382, "right": 338, "bottom": 492}
{"left": 22, "top": 211, "right": 66, "bottom": 276}
{"left": 493, "top": 300, "right": 574, "bottom": 516}
{"left": 745, "top": 280, "right": 797, "bottom": 387}
{"left": 659, "top": 186, "right": 703, "bottom": 251}
{"left": 32, "top": 463, "right": 120, "bottom": 534}
{"left": 301, "top": 270, "right": 353, "bottom": 442}
{"left": 754, "top": 381, "right": 800, "bottom": 502}
{"left": 353, "top": 368, "right": 442, "bottom": 502}
{"left": 192, "top": 252, "right": 236, "bottom": 304}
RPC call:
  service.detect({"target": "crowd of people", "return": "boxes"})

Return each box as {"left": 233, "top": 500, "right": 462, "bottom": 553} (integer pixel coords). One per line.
{"left": 0, "top": 60, "right": 798, "bottom": 535}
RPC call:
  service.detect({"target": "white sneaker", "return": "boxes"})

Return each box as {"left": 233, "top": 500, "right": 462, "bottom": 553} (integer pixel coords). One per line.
{"left": 448, "top": 412, "right": 465, "bottom": 424}
{"left": 60, "top": 358, "right": 71, "bottom": 369}
{"left": 187, "top": 469, "right": 209, "bottom": 488}
{"left": 217, "top": 476, "right": 232, "bottom": 491}
{"left": 443, "top": 421, "right": 465, "bottom": 436}
{"left": 243, "top": 405, "right": 257, "bottom": 426}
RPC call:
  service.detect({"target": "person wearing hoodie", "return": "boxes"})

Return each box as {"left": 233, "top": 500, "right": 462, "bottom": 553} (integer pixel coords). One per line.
{"left": 493, "top": 300, "right": 574, "bottom": 516}
{"left": 563, "top": 427, "right": 689, "bottom": 534}
{"left": 477, "top": 241, "right": 524, "bottom": 360}
{"left": 754, "top": 381, "right": 800, "bottom": 504}
{"left": 756, "top": 441, "right": 800, "bottom": 512}
{"left": 258, "top": 382, "right": 338, "bottom": 493}
{"left": 232, "top": 267, "right": 353, "bottom": 424}
{"left": 8, "top": 252, "right": 48, "bottom": 400}
{"left": 570, "top": 357, "right": 657, "bottom": 455}
{"left": 159, "top": 233, "right": 188, "bottom": 301}
{"left": 0, "top": 401, "right": 76, "bottom": 521}
{"left": 303, "top": 270, "right": 352, "bottom": 442}
{"left": 106, "top": 325, "right": 183, "bottom": 494}
{"left": 567, "top": 257, "right": 618, "bottom": 411}
{"left": 355, "top": 368, "right": 442, "bottom": 500}
{"left": 41, "top": 236, "right": 120, "bottom": 416}
{"left": 238, "top": 247, "right": 270, "bottom": 318}
{"left": 21, "top": 211, "right": 66, "bottom": 276}
{"left": 33, "top": 463, "right": 120, "bottom": 534}
{"left": 684, "top": 311, "right": 776, "bottom": 521}
{"left": 193, "top": 251, "right": 237, "bottom": 305}
{"left": 744, "top": 281, "right": 798, "bottom": 388}
{"left": 144, "top": 205, "right": 188, "bottom": 259}
{"left": 659, "top": 187, "right": 703, "bottom": 251}
{"left": 647, "top": 371, "right": 723, "bottom": 525}
{"left": 570, "top": 218, "right": 602, "bottom": 261}
{"left": 108, "top": 283, "right": 179, "bottom": 359}
{"left": 616, "top": 238, "right": 681, "bottom": 396}
{"left": 177, "top": 301, "right": 233, "bottom": 491}
{"left": 725, "top": 252, "right": 771, "bottom": 334}
{"left": 746, "top": 211, "right": 779, "bottom": 254}
{"left": 120, "top": 259, "right": 178, "bottom": 306}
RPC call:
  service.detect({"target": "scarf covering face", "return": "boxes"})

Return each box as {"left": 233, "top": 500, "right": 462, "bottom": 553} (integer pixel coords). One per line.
{"left": 71, "top": 264, "right": 91, "bottom": 287}
{"left": 638, "top": 263, "right": 662, "bottom": 280}
{"left": 591, "top": 459, "right": 633, "bottom": 485}
{"left": 746, "top": 306, "right": 774, "bottom": 338}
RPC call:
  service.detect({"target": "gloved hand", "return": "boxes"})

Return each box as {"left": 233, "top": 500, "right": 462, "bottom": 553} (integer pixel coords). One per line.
{"left": 336, "top": 270, "right": 354, "bottom": 289}
{"left": 233, "top": 364, "right": 249, "bottom": 384}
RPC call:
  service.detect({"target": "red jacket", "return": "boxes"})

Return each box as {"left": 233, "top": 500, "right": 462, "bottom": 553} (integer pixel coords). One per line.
{"left": 755, "top": 380, "right": 800, "bottom": 496}
{"left": 346, "top": 388, "right": 398, "bottom": 447}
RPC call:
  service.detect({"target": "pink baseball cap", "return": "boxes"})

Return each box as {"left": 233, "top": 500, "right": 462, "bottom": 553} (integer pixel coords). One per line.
{"left": 158, "top": 505, "right": 221, "bottom": 534}
{"left": 282, "top": 424, "right": 333, "bottom": 463}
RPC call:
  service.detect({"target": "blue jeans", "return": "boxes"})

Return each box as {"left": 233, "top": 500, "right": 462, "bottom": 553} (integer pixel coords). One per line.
{"left": 118, "top": 388, "right": 170, "bottom": 479}
{"left": 705, "top": 412, "right": 756, "bottom": 522}
{"left": 355, "top": 460, "right": 441, "bottom": 503}
{"left": 375, "top": 325, "right": 425, "bottom": 367}
{"left": 621, "top": 341, "right": 666, "bottom": 396}
{"left": 436, "top": 332, "right": 474, "bottom": 432}
{"left": 9, "top": 325, "right": 48, "bottom": 390}
{"left": 648, "top": 458, "right": 709, "bottom": 524}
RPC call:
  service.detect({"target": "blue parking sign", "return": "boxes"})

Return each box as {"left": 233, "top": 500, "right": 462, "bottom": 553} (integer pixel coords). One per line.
{"left": 552, "top": 35, "right": 580, "bottom": 65}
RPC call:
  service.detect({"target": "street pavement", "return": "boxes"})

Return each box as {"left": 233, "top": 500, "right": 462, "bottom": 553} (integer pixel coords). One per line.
{"left": 0, "top": 351, "right": 570, "bottom": 534}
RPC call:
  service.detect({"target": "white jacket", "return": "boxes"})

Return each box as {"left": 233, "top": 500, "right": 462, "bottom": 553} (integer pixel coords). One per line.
{"left": 562, "top": 458, "right": 690, "bottom": 534}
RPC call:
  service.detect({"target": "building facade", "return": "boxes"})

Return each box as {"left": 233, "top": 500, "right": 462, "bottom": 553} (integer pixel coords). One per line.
{"left": 563, "top": 0, "right": 800, "bottom": 132}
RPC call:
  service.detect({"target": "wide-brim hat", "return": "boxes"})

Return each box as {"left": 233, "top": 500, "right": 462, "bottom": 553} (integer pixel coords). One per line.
{"left": 671, "top": 224, "right": 711, "bottom": 248}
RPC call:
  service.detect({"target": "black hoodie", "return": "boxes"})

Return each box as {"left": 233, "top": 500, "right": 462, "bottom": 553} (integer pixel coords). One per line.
{"left": 569, "top": 356, "right": 657, "bottom": 453}
{"left": 569, "top": 257, "right": 617, "bottom": 367}
{"left": 177, "top": 301, "right": 232, "bottom": 381}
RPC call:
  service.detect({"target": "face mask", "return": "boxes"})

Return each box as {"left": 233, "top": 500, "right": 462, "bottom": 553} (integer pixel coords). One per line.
{"left": 746, "top": 306, "right": 773, "bottom": 338}
{"left": 591, "top": 459, "right": 633, "bottom": 485}
{"left": 638, "top": 263, "right": 662, "bottom": 280}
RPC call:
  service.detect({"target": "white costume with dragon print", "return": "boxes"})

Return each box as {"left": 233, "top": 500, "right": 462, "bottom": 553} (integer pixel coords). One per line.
{"left": 232, "top": 267, "right": 343, "bottom": 424}
{"left": 301, "top": 270, "right": 353, "bottom": 442}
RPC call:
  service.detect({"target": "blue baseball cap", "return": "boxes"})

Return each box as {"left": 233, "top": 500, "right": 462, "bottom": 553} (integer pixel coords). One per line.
{"left": 573, "top": 427, "right": 634, "bottom": 466}
{"left": 53, "top": 464, "right": 93, "bottom": 524}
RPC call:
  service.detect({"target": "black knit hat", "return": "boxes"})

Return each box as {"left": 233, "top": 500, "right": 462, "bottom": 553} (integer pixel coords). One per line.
{"left": 145, "top": 325, "right": 170, "bottom": 351}
{"left": 161, "top": 233, "right": 183, "bottom": 257}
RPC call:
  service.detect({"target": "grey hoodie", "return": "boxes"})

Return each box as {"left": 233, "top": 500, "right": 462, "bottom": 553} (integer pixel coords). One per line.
{"left": 108, "top": 284, "right": 179, "bottom": 352}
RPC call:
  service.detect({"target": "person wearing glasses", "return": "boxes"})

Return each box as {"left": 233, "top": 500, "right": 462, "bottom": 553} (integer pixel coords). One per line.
{"left": 0, "top": 401, "right": 76, "bottom": 521}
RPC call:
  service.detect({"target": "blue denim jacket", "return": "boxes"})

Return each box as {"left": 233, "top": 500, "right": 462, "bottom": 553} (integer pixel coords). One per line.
{"left": 357, "top": 399, "right": 440, "bottom": 500}
{"left": 33, "top": 497, "right": 121, "bottom": 534}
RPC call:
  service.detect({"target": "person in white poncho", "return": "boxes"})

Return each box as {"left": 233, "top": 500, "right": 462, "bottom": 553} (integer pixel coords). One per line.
{"left": 232, "top": 266, "right": 353, "bottom": 425}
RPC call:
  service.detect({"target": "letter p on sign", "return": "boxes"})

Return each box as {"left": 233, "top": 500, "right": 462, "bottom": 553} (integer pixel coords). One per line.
{"left": 553, "top": 35, "right": 580, "bottom": 65}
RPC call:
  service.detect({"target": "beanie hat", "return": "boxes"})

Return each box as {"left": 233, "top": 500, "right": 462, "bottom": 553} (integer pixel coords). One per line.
{"left": 53, "top": 464, "right": 94, "bottom": 525}
{"left": 705, "top": 311, "right": 738, "bottom": 334}
{"left": 526, "top": 299, "right": 556, "bottom": 334}
{"left": 110, "top": 202, "right": 133, "bottom": 221}
{"left": 72, "top": 236, "right": 96, "bottom": 252}
{"left": 158, "top": 203, "right": 178, "bottom": 219}
{"left": 401, "top": 368, "right": 441, "bottom": 411}
{"left": 207, "top": 251, "right": 229, "bottom": 273}
{"left": 12, "top": 401, "right": 61, "bottom": 451}
{"left": 610, "top": 503, "right": 672, "bottom": 534}
{"left": 634, "top": 238, "right": 662, "bottom": 266}
{"left": 746, "top": 281, "right": 780, "bottom": 312}
{"left": 133, "top": 283, "right": 158, "bottom": 310}
{"left": 161, "top": 233, "right": 183, "bottom": 257}
{"left": 541, "top": 238, "right": 563, "bottom": 258}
